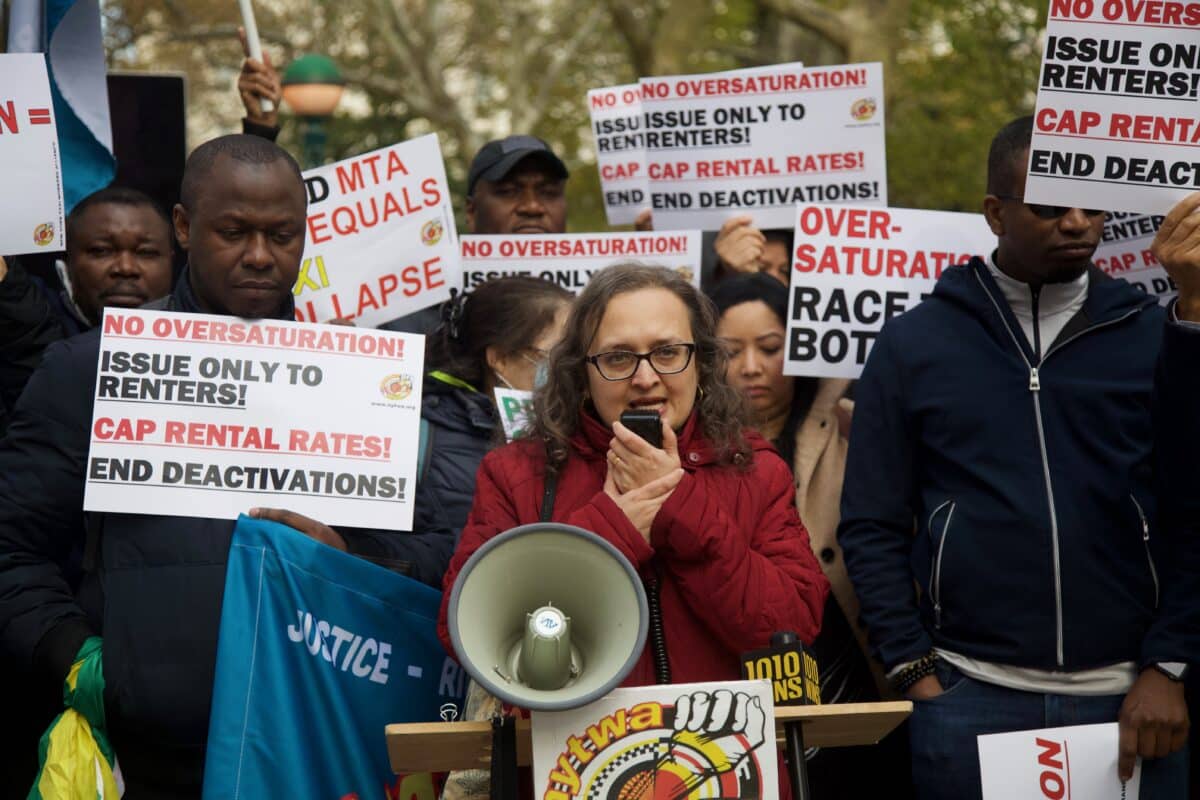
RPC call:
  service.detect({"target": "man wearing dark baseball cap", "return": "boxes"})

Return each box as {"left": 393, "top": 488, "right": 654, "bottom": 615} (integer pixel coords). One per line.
{"left": 381, "top": 135, "right": 569, "bottom": 334}
{"left": 466, "top": 134, "right": 569, "bottom": 235}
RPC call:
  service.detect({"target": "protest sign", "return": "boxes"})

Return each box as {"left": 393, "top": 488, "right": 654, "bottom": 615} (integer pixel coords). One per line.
{"left": 784, "top": 204, "right": 994, "bottom": 379}
{"left": 204, "top": 515, "right": 465, "bottom": 800}
{"left": 978, "top": 723, "right": 1139, "bottom": 799}
{"left": 294, "top": 134, "right": 459, "bottom": 327}
{"left": 0, "top": 54, "right": 65, "bottom": 255}
{"left": 1025, "top": 1, "right": 1200, "bottom": 214}
{"left": 587, "top": 66, "right": 805, "bottom": 227}
{"left": 1095, "top": 211, "right": 1174, "bottom": 302}
{"left": 494, "top": 388, "right": 533, "bottom": 442}
{"left": 531, "top": 681, "right": 778, "bottom": 800}
{"left": 83, "top": 308, "right": 425, "bottom": 530}
{"left": 641, "top": 62, "right": 886, "bottom": 231}
{"left": 1094, "top": 211, "right": 1166, "bottom": 302}
{"left": 460, "top": 230, "right": 703, "bottom": 291}
{"left": 589, "top": 83, "right": 648, "bottom": 226}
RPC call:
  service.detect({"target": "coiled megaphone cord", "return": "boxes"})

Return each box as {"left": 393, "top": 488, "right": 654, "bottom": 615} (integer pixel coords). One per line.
{"left": 645, "top": 572, "right": 671, "bottom": 684}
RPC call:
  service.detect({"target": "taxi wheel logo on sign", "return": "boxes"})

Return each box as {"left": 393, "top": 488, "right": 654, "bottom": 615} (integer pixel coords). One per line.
{"left": 380, "top": 374, "right": 413, "bottom": 401}
{"left": 421, "top": 218, "right": 444, "bottom": 246}
{"left": 33, "top": 222, "right": 55, "bottom": 247}
{"left": 541, "top": 692, "right": 767, "bottom": 800}
{"left": 850, "top": 98, "right": 877, "bottom": 122}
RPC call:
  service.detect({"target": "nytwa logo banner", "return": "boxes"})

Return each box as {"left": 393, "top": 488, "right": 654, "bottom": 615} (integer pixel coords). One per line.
{"left": 531, "top": 681, "right": 778, "bottom": 800}
{"left": 978, "top": 722, "right": 1140, "bottom": 799}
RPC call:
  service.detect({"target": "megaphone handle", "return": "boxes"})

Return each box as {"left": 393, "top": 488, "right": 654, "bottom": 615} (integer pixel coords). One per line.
{"left": 489, "top": 715, "right": 518, "bottom": 800}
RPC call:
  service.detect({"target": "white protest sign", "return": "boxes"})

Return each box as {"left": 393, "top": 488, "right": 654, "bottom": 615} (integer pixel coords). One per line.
{"left": 588, "top": 83, "right": 648, "bottom": 226}
{"left": 1025, "top": 2, "right": 1200, "bottom": 214}
{"left": 978, "top": 723, "right": 1139, "bottom": 799}
{"left": 493, "top": 387, "right": 533, "bottom": 442}
{"left": 460, "top": 231, "right": 703, "bottom": 292}
{"left": 532, "top": 681, "right": 778, "bottom": 800}
{"left": 641, "top": 62, "right": 886, "bottom": 231}
{"left": 1094, "top": 211, "right": 1174, "bottom": 303}
{"left": 294, "top": 134, "right": 459, "bottom": 327}
{"left": 784, "top": 204, "right": 994, "bottom": 379}
{"left": 84, "top": 308, "right": 425, "bottom": 531}
{"left": 0, "top": 54, "right": 65, "bottom": 255}
{"left": 586, "top": 66, "right": 805, "bottom": 227}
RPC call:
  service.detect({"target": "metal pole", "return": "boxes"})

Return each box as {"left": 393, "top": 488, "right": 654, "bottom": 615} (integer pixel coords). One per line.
{"left": 489, "top": 715, "right": 518, "bottom": 800}
{"left": 782, "top": 715, "right": 813, "bottom": 800}
{"left": 769, "top": 631, "right": 814, "bottom": 800}
{"left": 301, "top": 116, "right": 328, "bottom": 169}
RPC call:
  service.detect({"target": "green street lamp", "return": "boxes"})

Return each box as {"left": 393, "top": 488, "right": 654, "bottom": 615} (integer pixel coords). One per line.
{"left": 281, "top": 54, "right": 345, "bottom": 168}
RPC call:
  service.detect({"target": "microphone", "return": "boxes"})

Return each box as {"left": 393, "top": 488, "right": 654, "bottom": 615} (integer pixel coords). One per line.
{"left": 741, "top": 630, "right": 821, "bottom": 706}
{"left": 741, "top": 631, "right": 821, "bottom": 800}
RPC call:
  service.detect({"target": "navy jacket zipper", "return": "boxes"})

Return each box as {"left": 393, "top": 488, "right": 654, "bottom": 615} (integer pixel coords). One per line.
{"left": 974, "top": 268, "right": 1142, "bottom": 667}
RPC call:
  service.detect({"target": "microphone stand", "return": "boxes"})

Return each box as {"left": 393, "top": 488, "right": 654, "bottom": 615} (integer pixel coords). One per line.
{"left": 772, "top": 631, "right": 813, "bottom": 800}
{"left": 489, "top": 715, "right": 518, "bottom": 800}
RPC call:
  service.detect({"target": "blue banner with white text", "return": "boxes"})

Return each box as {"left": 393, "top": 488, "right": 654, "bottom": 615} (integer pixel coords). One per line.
{"left": 203, "top": 515, "right": 466, "bottom": 800}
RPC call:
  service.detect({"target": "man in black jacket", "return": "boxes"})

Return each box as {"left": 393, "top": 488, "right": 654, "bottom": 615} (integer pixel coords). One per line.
{"left": 0, "top": 134, "right": 453, "bottom": 798}
{"left": 0, "top": 188, "right": 174, "bottom": 429}
{"left": 839, "top": 117, "right": 1193, "bottom": 799}
{"left": 1151, "top": 190, "right": 1200, "bottom": 798}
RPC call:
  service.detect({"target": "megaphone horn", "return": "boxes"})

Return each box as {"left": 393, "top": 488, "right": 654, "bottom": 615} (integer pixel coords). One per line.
{"left": 447, "top": 523, "right": 649, "bottom": 711}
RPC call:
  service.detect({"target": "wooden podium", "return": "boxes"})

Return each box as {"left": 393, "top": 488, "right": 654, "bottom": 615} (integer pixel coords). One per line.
{"left": 386, "top": 700, "right": 911, "bottom": 796}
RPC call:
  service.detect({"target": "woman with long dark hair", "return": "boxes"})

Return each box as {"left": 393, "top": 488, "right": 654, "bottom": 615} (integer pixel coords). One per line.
{"left": 413, "top": 276, "right": 571, "bottom": 563}
{"left": 439, "top": 262, "right": 828, "bottom": 689}
{"left": 710, "top": 271, "right": 913, "bottom": 797}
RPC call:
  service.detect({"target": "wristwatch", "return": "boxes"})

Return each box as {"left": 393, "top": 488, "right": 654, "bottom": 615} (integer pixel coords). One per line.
{"left": 1153, "top": 662, "right": 1189, "bottom": 682}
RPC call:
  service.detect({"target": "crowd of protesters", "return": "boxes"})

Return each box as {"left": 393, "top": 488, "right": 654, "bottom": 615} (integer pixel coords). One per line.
{"left": 0, "top": 33, "right": 1198, "bottom": 800}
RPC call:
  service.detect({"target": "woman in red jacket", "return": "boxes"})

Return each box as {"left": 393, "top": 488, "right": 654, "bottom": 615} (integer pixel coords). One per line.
{"left": 439, "top": 262, "right": 828, "bottom": 688}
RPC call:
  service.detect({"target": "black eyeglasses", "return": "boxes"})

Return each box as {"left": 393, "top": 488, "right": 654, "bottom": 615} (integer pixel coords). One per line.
{"left": 585, "top": 343, "right": 696, "bottom": 381}
{"left": 995, "top": 196, "right": 1106, "bottom": 220}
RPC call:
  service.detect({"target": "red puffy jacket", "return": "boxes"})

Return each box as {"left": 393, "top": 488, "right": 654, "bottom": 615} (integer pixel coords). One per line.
{"left": 438, "top": 410, "right": 829, "bottom": 686}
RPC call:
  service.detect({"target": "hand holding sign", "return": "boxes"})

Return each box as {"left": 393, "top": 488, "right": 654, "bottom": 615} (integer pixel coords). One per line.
{"left": 238, "top": 27, "right": 281, "bottom": 128}
{"left": 1116, "top": 668, "right": 1188, "bottom": 782}
{"left": 714, "top": 216, "right": 766, "bottom": 274}
{"left": 1152, "top": 192, "right": 1200, "bottom": 321}
{"left": 249, "top": 507, "right": 347, "bottom": 551}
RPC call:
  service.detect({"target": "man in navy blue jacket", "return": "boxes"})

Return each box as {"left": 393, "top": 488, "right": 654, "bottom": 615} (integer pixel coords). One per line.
{"left": 1151, "top": 191, "right": 1200, "bottom": 797}
{"left": 840, "top": 116, "right": 1193, "bottom": 798}
{"left": 0, "top": 134, "right": 455, "bottom": 798}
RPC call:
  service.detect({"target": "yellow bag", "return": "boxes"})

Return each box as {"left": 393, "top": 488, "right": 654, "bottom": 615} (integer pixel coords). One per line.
{"left": 28, "top": 637, "right": 122, "bottom": 799}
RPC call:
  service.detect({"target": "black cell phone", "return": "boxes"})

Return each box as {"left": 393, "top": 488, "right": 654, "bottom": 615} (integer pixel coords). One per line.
{"left": 620, "top": 410, "right": 663, "bottom": 449}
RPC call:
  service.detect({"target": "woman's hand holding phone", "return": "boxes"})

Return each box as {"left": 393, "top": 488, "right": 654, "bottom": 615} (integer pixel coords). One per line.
{"left": 607, "top": 416, "right": 681, "bottom": 494}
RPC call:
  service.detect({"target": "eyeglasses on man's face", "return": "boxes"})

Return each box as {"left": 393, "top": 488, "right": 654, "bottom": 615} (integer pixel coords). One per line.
{"left": 585, "top": 343, "right": 697, "bottom": 381}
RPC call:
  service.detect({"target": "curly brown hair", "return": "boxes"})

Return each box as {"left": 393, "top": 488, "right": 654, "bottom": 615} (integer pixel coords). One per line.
{"left": 526, "top": 263, "right": 750, "bottom": 473}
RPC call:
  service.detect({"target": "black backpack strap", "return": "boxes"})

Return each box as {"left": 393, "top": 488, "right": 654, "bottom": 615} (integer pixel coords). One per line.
{"left": 83, "top": 513, "right": 102, "bottom": 572}
{"left": 539, "top": 470, "right": 558, "bottom": 522}
{"left": 417, "top": 417, "right": 434, "bottom": 485}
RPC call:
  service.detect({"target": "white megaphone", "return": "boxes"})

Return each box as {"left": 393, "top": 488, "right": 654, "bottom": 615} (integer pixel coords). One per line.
{"left": 446, "top": 523, "right": 649, "bottom": 711}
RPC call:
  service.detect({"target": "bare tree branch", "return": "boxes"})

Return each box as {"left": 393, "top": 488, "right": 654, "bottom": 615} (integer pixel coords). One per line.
{"left": 514, "top": 4, "right": 607, "bottom": 133}
{"left": 605, "top": 0, "right": 659, "bottom": 76}
{"left": 164, "top": 24, "right": 287, "bottom": 47}
{"left": 756, "top": 0, "right": 850, "bottom": 51}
